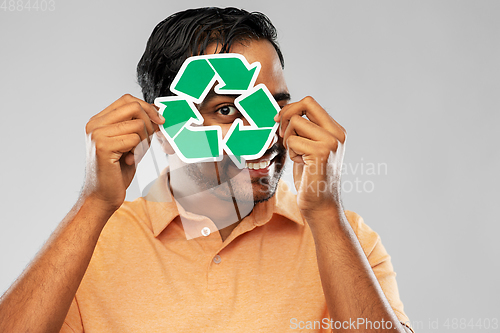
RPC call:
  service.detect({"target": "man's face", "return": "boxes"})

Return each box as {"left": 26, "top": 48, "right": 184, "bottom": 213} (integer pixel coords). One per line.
{"left": 175, "top": 39, "right": 290, "bottom": 203}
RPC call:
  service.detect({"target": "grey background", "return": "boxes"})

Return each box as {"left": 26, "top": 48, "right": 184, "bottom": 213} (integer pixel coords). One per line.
{"left": 1, "top": 0, "right": 499, "bottom": 331}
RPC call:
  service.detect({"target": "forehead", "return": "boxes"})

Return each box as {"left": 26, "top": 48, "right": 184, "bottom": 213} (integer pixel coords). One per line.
{"left": 205, "top": 39, "right": 288, "bottom": 95}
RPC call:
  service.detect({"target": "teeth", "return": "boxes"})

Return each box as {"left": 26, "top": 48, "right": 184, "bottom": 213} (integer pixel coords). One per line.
{"left": 245, "top": 160, "right": 270, "bottom": 170}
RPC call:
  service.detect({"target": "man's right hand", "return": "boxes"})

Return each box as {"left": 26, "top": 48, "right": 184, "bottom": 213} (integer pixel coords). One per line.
{"left": 82, "top": 94, "right": 165, "bottom": 212}
{"left": 0, "top": 94, "right": 165, "bottom": 333}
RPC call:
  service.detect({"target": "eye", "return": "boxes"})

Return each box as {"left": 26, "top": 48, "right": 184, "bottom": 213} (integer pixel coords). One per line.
{"left": 216, "top": 105, "right": 238, "bottom": 116}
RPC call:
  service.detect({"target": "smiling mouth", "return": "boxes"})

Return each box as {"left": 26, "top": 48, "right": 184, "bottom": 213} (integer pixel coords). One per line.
{"left": 245, "top": 160, "right": 271, "bottom": 170}
{"left": 242, "top": 147, "right": 279, "bottom": 171}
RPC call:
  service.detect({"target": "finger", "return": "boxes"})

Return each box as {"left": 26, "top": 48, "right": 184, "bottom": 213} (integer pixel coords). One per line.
{"left": 282, "top": 115, "right": 339, "bottom": 151}
{"left": 152, "top": 122, "right": 160, "bottom": 134}
{"left": 94, "top": 119, "right": 151, "bottom": 147}
{"left": 111, "top": 95, "right": 164, "bottom": 125}
{"left": 276, "top": 96, "right": 330, "bottom": 125}
{"left": 113, "top": 136, "right": 149, "bottom": 167}
{"left": 124, "top": 137, "right": 149, "bottom": 166}
{"left": 286, "top": 135, "right": 307, "bottom": 164}
{"left": 286, "top": 135, "right": 332, "bottom": 164}
{"left": 92, "top": 103, "right": 155, "bottom": 140}
{"left": 96, "top": 133, "right": 142, "bottom": 161}
{"left": 278, "top": 96, "right": 346, "bottom": 142}
{"left": 124, "top": 152, "right": 135, "bottom": 166}
{"left": 279, "top": 100, "right": 342, "bottom": 140}
{"left": 99, "top": 94, "right": 164, "bottom": 125}
{"left": 132, "top": 134, "right": 151, "bottom": 166}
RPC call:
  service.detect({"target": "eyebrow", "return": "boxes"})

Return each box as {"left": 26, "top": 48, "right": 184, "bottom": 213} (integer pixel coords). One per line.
{"left": 200, "top": 90, "right": 291, "bottom": 108}
{"left": 273, "top": 92, "right": 291, "bottom": 103}
{"left": 199, "top": 90, "right": 223, "bottom": 108}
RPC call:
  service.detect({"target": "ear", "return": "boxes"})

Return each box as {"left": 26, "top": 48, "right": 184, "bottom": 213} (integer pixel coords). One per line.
{"left": 155, "top": 131, "right": 175, "bottom": 155}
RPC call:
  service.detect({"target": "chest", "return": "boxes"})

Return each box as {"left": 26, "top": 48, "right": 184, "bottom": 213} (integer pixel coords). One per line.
{"left": 78, "top": 220, "right": 329, "bottom": 332}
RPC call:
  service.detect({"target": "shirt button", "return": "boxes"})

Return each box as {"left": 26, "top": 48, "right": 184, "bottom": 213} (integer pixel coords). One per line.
{"left": 201, "top": 227, "right": 211, "bottom": 237}
{"left": 213, "top": 255, "right": 221, "bottom": 264}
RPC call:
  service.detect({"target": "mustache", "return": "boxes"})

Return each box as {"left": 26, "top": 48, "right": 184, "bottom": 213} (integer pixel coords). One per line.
{"left": 169, "top": 142, "right": 287, "bottom": 199}
{"left": 220, "top": 141, "right": 286, "bottom": 171}
{"left": 266, "top": 141, "right": 286, "bottom": 159}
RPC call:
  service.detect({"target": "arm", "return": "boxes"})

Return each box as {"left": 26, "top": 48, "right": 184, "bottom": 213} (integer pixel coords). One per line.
{"left": 307, "top": 207, "right": 408, "bottom": 332}
{"left": 0, "top": 94, "right": 164, "bottom": 333}
{"left": 276, "top": 96, "right": 409, "bottom": 332}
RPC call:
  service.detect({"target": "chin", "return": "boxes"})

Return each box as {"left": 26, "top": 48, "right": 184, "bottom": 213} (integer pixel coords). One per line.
{"left": 249, "top": 176, "right": 277, "bottom": 203}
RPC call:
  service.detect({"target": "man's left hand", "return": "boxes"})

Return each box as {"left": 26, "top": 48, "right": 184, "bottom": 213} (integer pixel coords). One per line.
{"left": 274, "top": 96, "right": 346, "bottom": 221}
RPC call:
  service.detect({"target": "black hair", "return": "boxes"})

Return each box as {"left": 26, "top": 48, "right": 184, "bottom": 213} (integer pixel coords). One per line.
{"left": 137, "top": 7, "right": 284, "bottom": 103}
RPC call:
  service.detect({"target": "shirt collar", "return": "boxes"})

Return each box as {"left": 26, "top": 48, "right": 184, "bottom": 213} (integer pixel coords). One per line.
{"left": 143, "top": 168, "right": 304, "bottom": 238}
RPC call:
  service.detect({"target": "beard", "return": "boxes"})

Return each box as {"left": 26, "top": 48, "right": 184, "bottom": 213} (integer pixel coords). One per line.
{"left": 182, "top": 142, "right": 287, "bottom": 204}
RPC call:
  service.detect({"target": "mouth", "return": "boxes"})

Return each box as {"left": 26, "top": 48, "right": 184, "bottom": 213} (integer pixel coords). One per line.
{"left": 242, "top": 146, "right": 280, "bottom": 175}
{"left": 245, "top": 159, "right": 271, "bottom": 170}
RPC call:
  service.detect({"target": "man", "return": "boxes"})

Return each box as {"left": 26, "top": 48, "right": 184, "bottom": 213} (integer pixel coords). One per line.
{"left": 0, "top": 7, "right": 413, "bottom": 332}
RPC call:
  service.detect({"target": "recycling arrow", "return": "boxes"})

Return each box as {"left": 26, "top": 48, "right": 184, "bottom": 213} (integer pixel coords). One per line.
{"left": 223, "top": 84, "right": 280, "bottom": 164}
{"left": 174, "top": 126, "right": 220, "bottom": 159}
{"left": 170, "top": 54, "right": 260, "bottom": 103}
{"left": 236, "top": 86, "right": 280, "bottom": 128}
{"left": 208, "top": 57, "right": 258, "bottom": 92}
{"left": 157, "top": 99, "right": 200, "bottom": 138}
{"left": 170, "top": 59, "right": 216, "bottom": 102}
{"left": 155, "top": 96, "right": 222, "bottom": 162}
{"left": 155, "top": 53, "right": 280, "bottom": 168}
{"left": 224, "top": 121, "right": 273, "bottom": 158}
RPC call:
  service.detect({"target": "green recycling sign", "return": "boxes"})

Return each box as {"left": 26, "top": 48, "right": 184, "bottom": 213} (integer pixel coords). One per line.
{"left": 154, "top": 53, "right": 280, "bottom": 169}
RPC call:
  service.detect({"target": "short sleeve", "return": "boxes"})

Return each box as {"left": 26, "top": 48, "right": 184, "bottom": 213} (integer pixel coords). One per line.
{"left": 59, "top": 297, "right": 83, "bottom": 333}
{"left": 345, "top": 211, "right": 414, "bottom": 332}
